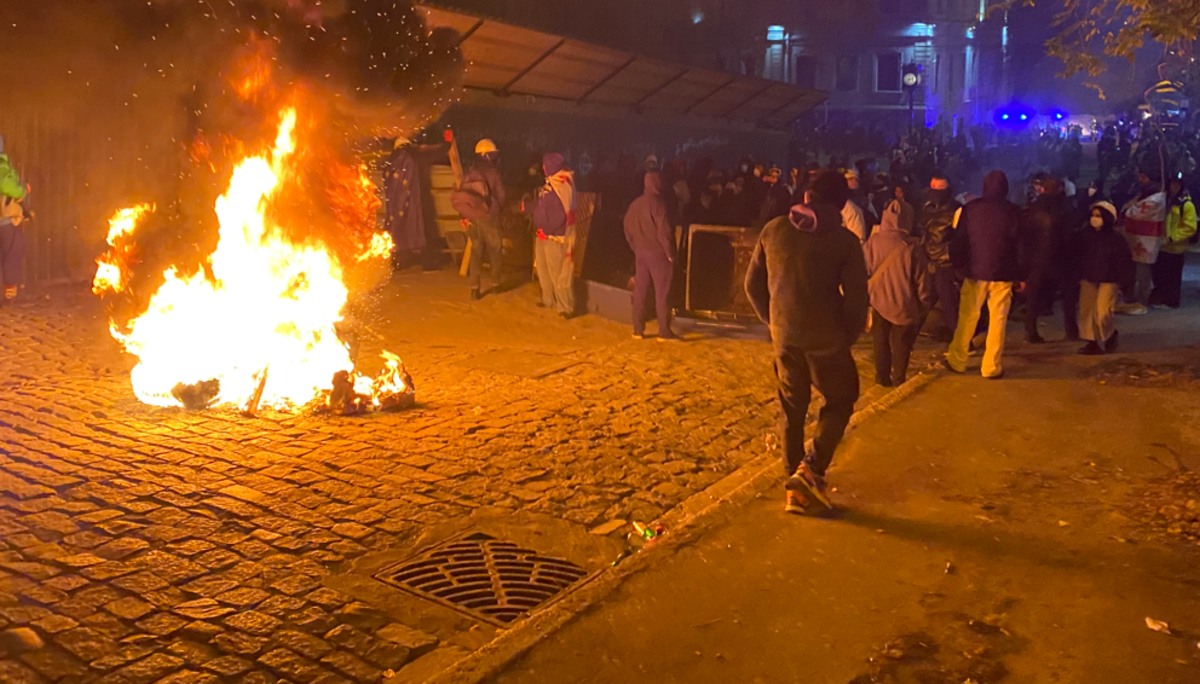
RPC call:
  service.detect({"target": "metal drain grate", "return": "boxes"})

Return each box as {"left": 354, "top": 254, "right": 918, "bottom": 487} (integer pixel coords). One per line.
{"left": 374, "top": 532, "right": 590, "bottom": 626}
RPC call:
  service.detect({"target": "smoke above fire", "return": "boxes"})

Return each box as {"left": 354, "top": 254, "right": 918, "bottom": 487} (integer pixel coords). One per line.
{"left": 0, "top": 0, "right": 462, "bottom": 282}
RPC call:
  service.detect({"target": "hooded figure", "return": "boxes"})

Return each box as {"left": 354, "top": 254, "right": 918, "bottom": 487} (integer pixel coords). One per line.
{"left": 531, "top": 152, "right": 577, "bottom": 317}
{"left": 1022, "top": 174, "right": 1078, "bottom": 342}
{"left": 863, "top": 200, "right": 934, "bottom": 387}
{"left": 745, "top": 170, "right": 868, "bottom": 513}
{"left": 945, "top": 170, "right": 1023, "bottom": 379}
{"left": 0, "top": 136, "right": 27, "bottom": 303}
{"left": 384, "top": 139, "right": 427, "bottom": 265}
{"left": 1075, "top": 201, "right": 1134, "bottom": 354}
{"left": 624, "top": 171, "right": 676, "bottom": 340}
{"left": 917, "top": 177, "right": 963, "bottom": 340}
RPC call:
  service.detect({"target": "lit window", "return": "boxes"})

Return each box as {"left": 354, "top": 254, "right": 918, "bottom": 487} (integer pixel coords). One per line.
{"left": 767, "top": 25, "right": 785, "bottom": 41}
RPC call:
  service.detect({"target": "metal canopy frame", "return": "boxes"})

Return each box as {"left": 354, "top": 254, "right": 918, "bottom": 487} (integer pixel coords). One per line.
{"left": 419, "top": 4, "right": 827, "bottom": 129}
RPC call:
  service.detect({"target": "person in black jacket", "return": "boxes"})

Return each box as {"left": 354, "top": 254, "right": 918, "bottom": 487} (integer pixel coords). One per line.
{"left": 917, "top": 176, "right": 962, "bottom": 342}
{"left": 1076, "top": 202, "right": 1135, "bottom": 354}
{"left": 945, "top": 170, "right": 1024, "bottom": 379}
{"left": 745, "top": 170, "right": 869, "bottom": 513}
{"left": 1022, "top": 173, "right": 1079, "bottom": 343}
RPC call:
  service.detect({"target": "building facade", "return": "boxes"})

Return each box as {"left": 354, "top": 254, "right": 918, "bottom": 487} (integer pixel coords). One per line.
{"left": 745, "top": 0, "right": 1009, "bottom": 136}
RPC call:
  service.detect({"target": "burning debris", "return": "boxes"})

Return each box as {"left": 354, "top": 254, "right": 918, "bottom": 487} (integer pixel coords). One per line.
{"left": 171, "top": 379, "right": 221, "bottom": 411}
{"left": 78, "top": 1, "right": 460, "bottom": 413}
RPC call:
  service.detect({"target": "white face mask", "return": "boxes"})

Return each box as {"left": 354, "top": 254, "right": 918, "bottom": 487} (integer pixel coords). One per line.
{"left": 1087, "top": 187, "right": 1097, "bottom": 196}
{"left": 1090, "top": 216, "right": 1105, "bottom": 228}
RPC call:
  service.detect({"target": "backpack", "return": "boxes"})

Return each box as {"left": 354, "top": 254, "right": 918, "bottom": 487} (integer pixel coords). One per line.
{"left": 451, "top": 176, "right": 491, "bottom": 221}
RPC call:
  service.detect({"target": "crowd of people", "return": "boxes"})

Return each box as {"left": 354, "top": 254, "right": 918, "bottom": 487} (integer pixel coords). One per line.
{"left": 739, "top": 141, "right": 1197, "bottom": 513}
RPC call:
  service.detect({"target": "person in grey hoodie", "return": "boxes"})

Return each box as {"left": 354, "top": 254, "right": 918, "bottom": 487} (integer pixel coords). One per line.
{"left": 864, "top": 199, "right": 933, "bottom": 387}
{"left": 745, "top": 170, "right": 869, "bottom": 513}
{"left": 624, "top": 171, "right": 678, "bottom": 340}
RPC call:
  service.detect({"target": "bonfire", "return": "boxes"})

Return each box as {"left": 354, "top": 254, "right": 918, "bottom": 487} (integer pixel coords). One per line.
{"left": 93, "top": 105, "right": 415, "bottom": 415}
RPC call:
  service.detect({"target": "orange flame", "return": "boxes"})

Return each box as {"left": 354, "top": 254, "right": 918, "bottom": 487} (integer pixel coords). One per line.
{"left": 99, "top": 108, "right": 404, "bottom": 411}
{"left": 94, "top": 203, "right": 155, "bottom": 295}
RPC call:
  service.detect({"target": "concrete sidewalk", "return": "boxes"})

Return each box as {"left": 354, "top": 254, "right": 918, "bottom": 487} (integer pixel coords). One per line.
{"left": 487, "top": 279, "right": 1200, "bottom": 683}
{"left": 488, "top": 369, "right": 1200, "bottom": 683}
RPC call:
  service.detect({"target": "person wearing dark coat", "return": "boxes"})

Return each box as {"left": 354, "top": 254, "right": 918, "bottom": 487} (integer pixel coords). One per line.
{"left": 1022, "top": 174, "right": 1079, "bottom": 343}
{"left": 385, "top": 138, "right": 450, "bottom": 271}
{"left": 745, "top": 170, "right": 869, "bottom": 513}
{"left": 864, "top": 200, "right": 933, "bottom": 387}
{"left": 1076, "top": 201, "right": 1135, "bottom": 354}
{"left": 945, "top": 170, "right": 1024, "bottom": 379}
{"left": 624, "top": 172, "right": 677, "bottom": 340}
{"left": 916, "top": 176, "right": 962, "bottom": 341}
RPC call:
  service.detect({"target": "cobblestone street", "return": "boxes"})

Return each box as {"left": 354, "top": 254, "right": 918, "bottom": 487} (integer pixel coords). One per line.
{"left": 0, "top": 271, "right": 901, "bottom": 684}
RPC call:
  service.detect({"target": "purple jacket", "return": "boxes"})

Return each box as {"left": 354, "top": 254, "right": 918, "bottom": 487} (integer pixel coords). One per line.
{"left": 623, "top": 172, "right": 674, "bottom": 258}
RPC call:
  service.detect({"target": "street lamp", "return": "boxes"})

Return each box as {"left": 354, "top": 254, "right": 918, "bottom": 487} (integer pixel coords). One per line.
{"left": 902, "top": 63, "right": 921, "bottom": 133}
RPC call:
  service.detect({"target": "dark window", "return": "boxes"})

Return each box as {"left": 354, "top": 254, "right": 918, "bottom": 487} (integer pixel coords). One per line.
{"left": 934, "top": 54, "right": 941, "bottom": 93}
{"left": 876, "top": 53, "right": 901, "bottom": 91}
{"left": 836, "top": 56, "right": 858, "bottom": 92}
{"left": 794, "top": 56, "right": 817, "bottom": 89}
{"left": 947, "top": 50, "right": 957, "bottom": 91}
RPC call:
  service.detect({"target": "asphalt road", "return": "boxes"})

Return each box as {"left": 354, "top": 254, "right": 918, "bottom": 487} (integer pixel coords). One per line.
{"left": 489, "top": 354, "right": 1200, "bottom": 683}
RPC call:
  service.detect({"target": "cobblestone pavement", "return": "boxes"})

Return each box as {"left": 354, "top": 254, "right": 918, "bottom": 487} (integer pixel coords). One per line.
{"left": 0, "top": 271, "right": 912, "bottom": 684}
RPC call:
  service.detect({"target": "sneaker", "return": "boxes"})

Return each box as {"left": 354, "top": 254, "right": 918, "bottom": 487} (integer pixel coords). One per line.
{"left": 559, "top": 312, "right": 573, "bottom": 320}
{"left": 1078, "top": 341, "right": 1103, "bottom": 355}
{"left": 785, "top": 463, "right": 833, "bottom": 509}
{"left": 1105, "top": 330, "right": 1119, "bottom": 353}
{"left": 657, "top": 334, "right": 682, "bottom": 343}
{"left": 983, "top": 371, "right": 1005, "bottom": 379}
{"left": 632, "top": 332, "right": 645, "bottom": 340}
{"left": 470, "top": 289, "right": 483, "bottom": 301}
{"left": 784, "top": 490, "right": 808, "bottom": 514}
{"left": 1025, "top": 333, "right": 1045, "bottom": 344}
{"left": 941, "top": 358, "right": 965, "bottom": 374}
{"left": 1116, "top": 302, "right": 1148, "bottom": 315}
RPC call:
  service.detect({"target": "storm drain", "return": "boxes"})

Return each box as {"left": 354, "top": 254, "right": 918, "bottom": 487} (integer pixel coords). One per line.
{"left": 374, "top": 532, "right": 590, "bottom": 627}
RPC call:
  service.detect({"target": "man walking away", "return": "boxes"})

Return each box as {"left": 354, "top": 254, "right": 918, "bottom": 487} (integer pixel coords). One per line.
{"left": 745, "top": 170, "right": 869, "bottom": 513}
{"left": 865, "top": 200, "right": 932, "bottom": 387}
{"left": 945, "top": 170, "right": 1023, "bottom": 379}
{"left": 454, "top": 139, "right": 506, "bottom": 300}
{"left": 624, "top": 171, "right": 678, "bottom": 340}
{"left": 531, "top": 153, "right": 577, "bottom": 318}
{"left": 1076, "top": 202, "right": 1134, "bottom": 355}
{"left": 0, "top": 137, "right": 27, "bottom": 304}
{"left": 917, "top": 176, "right": 961, "bottom": 342}
{"left": 1022, "top": 174, "right": 1077, "bottom": 343}
{"left": 1149, "top": 176, "right": 1195, "bottom": 309}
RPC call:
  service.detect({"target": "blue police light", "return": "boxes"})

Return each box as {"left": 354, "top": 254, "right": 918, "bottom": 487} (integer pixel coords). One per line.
{"left": 1001, "top": 113, "right": 1010, "bottom": 120}
{"left": 1019, "top": 113, "right": 1028, "bottom": 121}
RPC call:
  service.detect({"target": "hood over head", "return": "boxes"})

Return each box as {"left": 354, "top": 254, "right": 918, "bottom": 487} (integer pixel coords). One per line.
{"left": 543, "top": 152, "right": 565, "bottom": 176}
{"left": 982, "top": 170, "right": 1009, "bottom": 201}
{"left": 643, "top": 171, "right": 663, "bottom": 195}
{"left": 878, "top": 199, "right": 911, "bottom": 234}
{"left": 788, "top": 204, "right": 818, "bottom": 232}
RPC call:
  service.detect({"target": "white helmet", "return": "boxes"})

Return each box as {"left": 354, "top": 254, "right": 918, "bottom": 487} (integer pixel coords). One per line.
{"left": 475, "top": 139, "right": 498, "bottom": 155}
